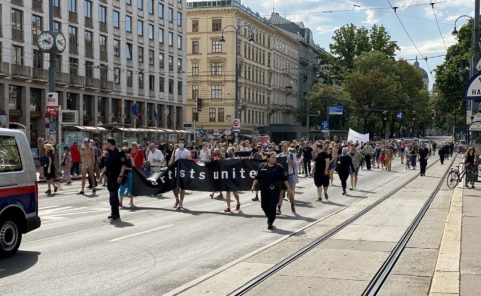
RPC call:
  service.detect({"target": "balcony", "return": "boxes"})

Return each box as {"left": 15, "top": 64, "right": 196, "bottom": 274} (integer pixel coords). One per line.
{"left": 85, "top": 77, "right": 100, "bottom": 89}
{"left": 69, "top": 74, "right": 84, "bottom": 87}
{"left": 99, "top": 0, "right": 107, "bottom": 3}
{"left": 99, "top": 22, "right": 108, "bottom": 33}
{"left": 53, "top": 6, "right": 61, "bottom": 18}
{"left": 69, "top": 45, "right": 78, "bottom": 55}
{"left": 100, "top": 80, "right": 113, "bottom": 91}
{"left": 32, "top": 0, "right": 43, "bottom": 12}
{"left": 85, "top": 17, "right": 93, "bottom": 29}
{"left": 11, "top": 29, "right": 24, "bottom": 42}
{"left": 85, "top": 46, "right": 94, "bottom": 59}
{"left": 10, "top": 64, "right": 30, "bottom": 79}
{"left": 11, "top": 0, "right": 23, "bottom": 6}
{"left": 138, "top": 88, "right": 145, "bottom": 97}
{"left": 55, "top": 72, "right": 69, "bottom": 85}
{"left": 240, "top": 98, "right": 247, "bottom": 108}
{"left": 113, "top": 83, "right": 121, "bottom": 92}
{"left": 31, "top": 68, "right": 48, "bottom": 82}
{"left": 69, "top": 12, "right": 78, "bottom": 23}
{"left": 0, "top": 62, "right": 9, "bottom": 76}
{"left": 300, "top": 57, "right": 309, "bottom": 66}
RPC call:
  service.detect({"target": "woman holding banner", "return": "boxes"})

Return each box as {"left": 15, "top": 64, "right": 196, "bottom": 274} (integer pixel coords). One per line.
{"left": 251, "top": 152, "right": 293, "bottom": 230}
{"left": 224, "top": 147, "right": 241, "bottom": 212}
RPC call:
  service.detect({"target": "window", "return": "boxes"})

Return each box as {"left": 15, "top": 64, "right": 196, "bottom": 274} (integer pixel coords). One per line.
{"left": 177, "top": 58, "right": 182, "bottom": 72}
{"left": 126, "top": 43, "right": 133, "bottom": 60}
{"left": 158, "top": 27, "right": 164, "bottom": 44}
{"left": 12, "top": 9, "right": 23, "bottom": 33}
{"left": 192, "top": 40, "right": 199, "bottom": 54}
{"left": 32, "top": 15, "right": 43, "bottom": 43}
{"left": 100, "top": 35, "right": 107, "bottom": 53}
{"left": 158, "top": 3, "right": 164, "bottom": 18}
{"left": 211, "top": 62, "right": 222, "bottom": 76}
{"left": 0, "top": 136, "right": 23, "bottom": 173}
{"left": 168, "top": 79, "right": 174, "bottom": 94}
{"left": 53, "top": 0, "right": 60, "bottom": 7}
{"left": 177, "top": 81, "right": 183, "bottom": 95}
{"left": 138, "top": 46, "right": 144, "bottom": 63}
{"left": 33, "top": 50, "right": 43, "bottom": 69}
{"left": 8, "top": 86, "right": 21, "bottom": 111}
{"left": 137, "top": 20, "right": 144, "bottom": 36}
{"left": 159, "top": 77, "right": 165, "bottom": 92}
{"left": 192, "top": 20, "right": 199, "bottom": 32}
{"left": 126, "top": 15, "right": 132, "bottom": 33}
{"left": 148, "top": 49, "right": 154, "bottom": 65}
{"left": 137, "top": 0, "right": 143, "bottom": 10}
{"left": 148, "top": 0, "right": 154, "bottom": 14}
{"left": 211, "top": 85, "right": 222, "bottom": 100}
{"left": 168, "top": 8, "right": 174, "bottom": 23}
{"left": 177, "top": 35, "right": 182, "bottom": 50}
{"left": 177, "top": 12, "right": 182, "bottom": 27}
{"left": 53, "top": 21, "right": 61, "bottom": 33}
{"left": 192, "top": 85, "right": 199, "bottom": 99}
{"left": 209, "top": 108, "right": 216, "bottom": 122}
{"left": 114, "top": 67, "right": 121, "bottom": 84}
{"left": 149, "top": 75, "right": 155, "bottom": 91}
{"left": 113, "top": 39, "right": 120, "bottom": 57}
{"left": 127, "top": 70, "right": 133, "bottom": 87}
{"left": 148, "top": 24, "right": 154, "bottom": 40}
{"left": 218, "top": 108, "right": 224, "bottom": 122}
{"left": 84, "top": 0, "right": 92, "bottom": 18}
{"left": 138, "top": 71, "right": 144, "bottom": 89}
{"left": 85, "top": 61, "right": 94, "bottom": 78}
{"left": 168, "top": 32, "right": 173, "bottom": 47}
{"left": 99, "top": 5, "right": 107, "bottom": 23}
{"left": 212, "top": 40, "right": 222, "bottom": 53}
{"left": 68, "top": 0, "right": 77, "bottom": 12}
{"left": 168, "top": 55, "right": 173, "bottom": 71}
{"left": 159, "top": 53, "right": 164, "bottom": 69}
{"left": 192, "top": 62, "right": 199, "bottom": 76}
{"left": 68, "top": 58, "right": 78, "bottom": 75}
{"left": 68, "top": 25, "right": 78, "bottom": 48}
{"left": 212, "top": 19, "right": 222, "bottom": 32}
{"left": 85, "top": 30, "right": 93, "bottom": 49}
{"left": 113, "top": 10, "right": 120, "bottom": 28}
{"left": 126, "top": 0, "right": 131, "bottom": 5}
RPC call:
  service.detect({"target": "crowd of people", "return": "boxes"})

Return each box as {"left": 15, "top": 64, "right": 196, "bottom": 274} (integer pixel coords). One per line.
{"left": 37, "top": 136, "right": 477, "bottom": 227}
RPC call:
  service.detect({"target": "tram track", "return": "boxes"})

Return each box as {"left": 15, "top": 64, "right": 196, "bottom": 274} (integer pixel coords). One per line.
{"left": 228, "top": 156, "right": 456, "bottom": 296}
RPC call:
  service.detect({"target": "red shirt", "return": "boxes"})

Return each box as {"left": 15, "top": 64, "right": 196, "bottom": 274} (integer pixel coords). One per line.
{"left": 130, "top": 149, "right": 145, "bottom": 169}
{"left": 70, "top": 144, "right": 81, "bottom": 163}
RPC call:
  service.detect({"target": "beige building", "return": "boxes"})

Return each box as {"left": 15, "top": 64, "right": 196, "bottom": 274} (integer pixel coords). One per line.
{"left": 187, "top": 0, "right": 298, "bottom": 141}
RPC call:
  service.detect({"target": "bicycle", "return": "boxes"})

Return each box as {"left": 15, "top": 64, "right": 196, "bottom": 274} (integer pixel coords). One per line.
{"left": 446, "top": 164, "right": 474, "bottom": 189}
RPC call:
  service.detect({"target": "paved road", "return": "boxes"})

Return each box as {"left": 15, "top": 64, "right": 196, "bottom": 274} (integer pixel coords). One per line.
{"left": 0, "top": 159, "right": 421, "bottom": 295}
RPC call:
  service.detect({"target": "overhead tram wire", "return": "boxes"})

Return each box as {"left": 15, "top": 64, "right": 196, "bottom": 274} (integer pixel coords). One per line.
{"left": 385, "top": 0, "right": 433, "bottom": 79}
{"left": 430, "top": 1, "right": 448, "bottom": 50}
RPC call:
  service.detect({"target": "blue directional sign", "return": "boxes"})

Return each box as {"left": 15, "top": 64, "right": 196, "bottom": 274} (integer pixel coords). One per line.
{"left": 395, "top": 111, "right": 404, "bottom": 120}
{"left": 328, "top": 105, "right": 343, "bottom": 115}
{"left": 321, "top": 120, "right": 329, "bottom": 130}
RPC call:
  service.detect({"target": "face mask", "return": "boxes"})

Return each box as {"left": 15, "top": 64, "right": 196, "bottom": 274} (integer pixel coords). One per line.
{"left": 179, "top": 144, "right": 184, "bottom": 149}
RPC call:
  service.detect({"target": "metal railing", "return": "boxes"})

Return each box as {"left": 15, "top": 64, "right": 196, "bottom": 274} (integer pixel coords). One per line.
{"left": 32, "top": 0, "right": 43, "bottom": 12}
{"left": 85, "top": 77, "right": 100, "bottom": 88}
{"left": 69, "top": 12, "right": 78, "bottom": 23}
{"left": 31, "top": 68, "right": 48, "bottom": 81}
{"left": 0, "top": 62, "right": 9, "bottom": 76}
{"left": 10, "top": 64, "right": 30, "bottom": 77}
{"left": 12, "top": 29, "right": 24, "bottom": 42}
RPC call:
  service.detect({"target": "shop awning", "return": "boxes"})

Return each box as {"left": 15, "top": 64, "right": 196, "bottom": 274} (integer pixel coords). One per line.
{"left": 470, "top": 121, "right": 481, "bottom": 132}
{"left": 74, "top": 126, "right": 107, "bottom": 132}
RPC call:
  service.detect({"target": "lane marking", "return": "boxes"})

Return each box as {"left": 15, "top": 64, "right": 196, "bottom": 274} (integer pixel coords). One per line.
{"left": 109, "top": 224, "right": 174, "bottom": 242}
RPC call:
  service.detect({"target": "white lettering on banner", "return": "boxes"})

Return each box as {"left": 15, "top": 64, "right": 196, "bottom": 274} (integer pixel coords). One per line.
{"left": 159, "top": 167, "right": 257, "bottom": 183}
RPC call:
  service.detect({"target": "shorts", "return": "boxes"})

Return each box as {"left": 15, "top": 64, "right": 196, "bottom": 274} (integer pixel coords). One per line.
{"left": 314, "top": 172, "right": 329, "bottom": 188}
{"left": 287, "top": 174, "right": 298, "bottom": 187}
{"left": 350, "top": 167, "right": 360, "bottom": 176}
{"left": 329, "top": 161, "right": 336, "bottom": 170}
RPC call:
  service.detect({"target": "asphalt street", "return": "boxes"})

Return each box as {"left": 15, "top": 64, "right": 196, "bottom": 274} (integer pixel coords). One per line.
{"left": 0, "top": 159, "right": 421, "bottom": 296}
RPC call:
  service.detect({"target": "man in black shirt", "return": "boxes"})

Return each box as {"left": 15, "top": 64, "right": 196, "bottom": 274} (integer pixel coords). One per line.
{"left": 105, "top": 137, "right": 126, "bottom": 220}
{"left": 418, "top": 143, "right": 430, "bottom": 176}
{"left": 302, "top": 142, "right": 313, "bottom": 177}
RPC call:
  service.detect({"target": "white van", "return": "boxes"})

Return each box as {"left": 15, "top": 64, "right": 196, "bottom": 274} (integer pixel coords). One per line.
{"left": 0, "top": 128, "right": 41, "bottom": 257}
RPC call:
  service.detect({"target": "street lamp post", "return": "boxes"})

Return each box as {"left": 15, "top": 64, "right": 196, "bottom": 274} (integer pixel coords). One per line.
{"left": 452, "top": 0, "right": 480, "bottom": 144}
{"left": 219, "top": 25, "right": 254, "bottom": 144}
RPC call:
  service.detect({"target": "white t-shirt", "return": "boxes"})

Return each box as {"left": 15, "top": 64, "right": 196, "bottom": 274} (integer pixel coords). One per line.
{"left": 199, "top": 148, "right": 211, "bottom": 162}
{"left": 171, "top": 148, "right": 190, "bottom": 163}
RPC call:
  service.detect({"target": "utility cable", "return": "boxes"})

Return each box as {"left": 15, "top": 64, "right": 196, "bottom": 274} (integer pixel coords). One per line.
{"left": 430, "top": 1, "right": 448, "bottom": 50}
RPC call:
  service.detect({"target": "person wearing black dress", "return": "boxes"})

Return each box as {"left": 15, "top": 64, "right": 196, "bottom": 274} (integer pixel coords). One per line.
{"left": 337, "top": 147, "right": 355, "bottom": 195}
{"left": 313, "top": 143, "right": 331, "bottom": 201}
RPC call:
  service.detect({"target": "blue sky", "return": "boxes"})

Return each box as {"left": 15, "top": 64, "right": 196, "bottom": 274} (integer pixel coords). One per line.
{"left": 190, "top": 0, "right": 474, "bottom": 89}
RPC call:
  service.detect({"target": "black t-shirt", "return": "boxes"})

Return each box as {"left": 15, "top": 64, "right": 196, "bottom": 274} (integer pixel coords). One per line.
{"left": 255, "top": 163, "right": 287, "bottom": 190}
{"left": 302, "top": 146, "right": 313, "bottom": 159}
{"left": 315, "top": 151, "right": 331, "bottom": 173}
{"left": 106, "top": 148, "right": 126, "bottom": 179}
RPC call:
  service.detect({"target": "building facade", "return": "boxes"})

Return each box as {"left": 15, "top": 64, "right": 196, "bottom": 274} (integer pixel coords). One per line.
{"left": 0, "top": 0, "right": 187, "bottom": 146}
{"left": 187, "top": 0, "right": 298, "bottom": 141}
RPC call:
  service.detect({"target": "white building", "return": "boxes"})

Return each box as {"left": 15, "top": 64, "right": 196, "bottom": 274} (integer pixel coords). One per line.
{"left": 0, "top": 0, "right": 187, "bottom": 145}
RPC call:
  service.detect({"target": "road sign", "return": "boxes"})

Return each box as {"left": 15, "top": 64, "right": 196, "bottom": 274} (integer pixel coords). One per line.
{"left": 328, "top": 105, "right": 343, "bottom": 115}
{"left": 46, "top": 106, "right": 59, "bottom": 117}
{"left": 232, "top": 118, "right": 241, "bottom": 132}
{"left": 47, "top": 92, "right": 58, "bottom": 107}
{"left": 464, "top": 71, "right": 481, "bottom": 101}
{"left": 321, "top": 120, "right": 329, "bottom": 130}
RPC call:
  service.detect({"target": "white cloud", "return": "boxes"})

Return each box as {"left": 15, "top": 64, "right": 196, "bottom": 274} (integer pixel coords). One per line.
{"left": 398, "top": 36, "right": 456, "bottom": 57}
{"left": 363, "top": 9, "right": 380, "bottom": 24}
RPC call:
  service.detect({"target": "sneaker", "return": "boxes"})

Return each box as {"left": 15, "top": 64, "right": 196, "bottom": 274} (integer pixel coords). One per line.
{"left": 276, "top": 206, "right": 281, "bottom": 215}
{"left": 252, "top": 196, "right": 259, "bottom": 201}
{"left": 349, "top": 187, "right": 353, "bottom": 191}
{"left": 291, "top": 204, "right": 296, "bottom": 214}
{"left": 317, "top": 197, "right": 322, "bottom": 202}
{"left": 108, "top": 215, "right": 120, "bottom": 220}
{"left": 78, "top": 191, "right": 84, "bottom": 195}
{"left": 45, "top": 190, "right": 52, "bottom": 194}
{"left": 224, "top": 208, "right": 231, "bottom": 213}
{"left": 267, "top": 224, "right": 274, "bottom": 230}
{"left": 324, "top": 193, "right": 329, "bottom": 200}
{"left": 174, "top": 199, "right": 180, "bottom": 208}
{"left": 236, "top": 203, "right": 241, "bottom": 211}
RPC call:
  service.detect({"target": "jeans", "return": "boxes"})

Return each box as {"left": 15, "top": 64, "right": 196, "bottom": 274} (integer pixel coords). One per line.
{"left": 108, "top": 181, "right": 120, "bottom": 217}
{"left": 303, "top": 158, "right": 312, "bottom": 175}
{"left": 71, "top": 162, "right": 80, "bottom": 175}
{"left": 119, "top": 171, "right": 133, "bottom": 198}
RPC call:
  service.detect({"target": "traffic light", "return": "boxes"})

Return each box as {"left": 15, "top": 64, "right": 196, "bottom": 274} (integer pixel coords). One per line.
{"left": 196, "top": 98, "right": 202, "bottom": 112}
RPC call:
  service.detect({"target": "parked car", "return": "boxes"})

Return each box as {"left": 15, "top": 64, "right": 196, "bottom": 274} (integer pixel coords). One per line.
{"left": 0, "top": 128, "right": 41, "bottom": 257}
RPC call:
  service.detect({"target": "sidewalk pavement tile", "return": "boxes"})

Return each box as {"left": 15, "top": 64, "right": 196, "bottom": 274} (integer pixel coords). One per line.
{"left": 244, "top": 240, "right": 312, "bottom": 265}
{"left": 332, "top": 224, "right": 406, "bottom": 243}
{"left": 389, "top": 247, "right": 438, "bottom": 277}
{"left": 317, "top": 239, "right": 395, "bottom": 252}
{"left": 430, "top": 271, "right": 459, "bottom": 294}
{"left": 379, "top": 274, "right": 432, "bottom": 296}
